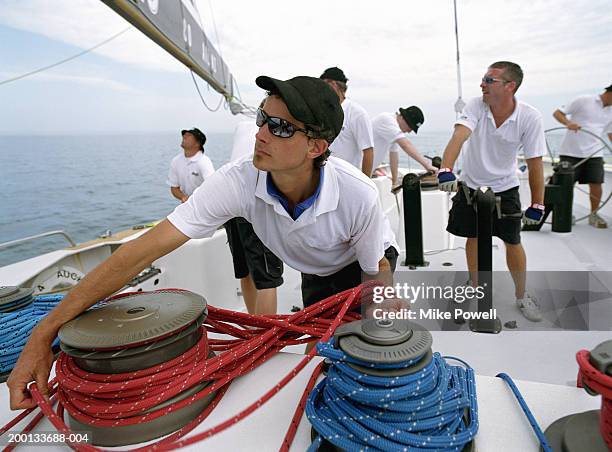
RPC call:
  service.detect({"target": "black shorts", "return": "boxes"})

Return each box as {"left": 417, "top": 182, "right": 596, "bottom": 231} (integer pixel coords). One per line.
{"left": 447, "top": 186, "right": 522, "bottom": 245}
{"left": 224, "top": 218, "right": 283, "bottom": 290}
{"left": 559, "top": 155, "right": 604, "bottom": 184}
{"left": 300, "top": 246, "right": 399, "bottom": 308}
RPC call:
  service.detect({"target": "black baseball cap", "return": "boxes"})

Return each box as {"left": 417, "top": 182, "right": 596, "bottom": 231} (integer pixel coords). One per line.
{"left": 256, "top": 75, "right": 344, "bottom": 143}
{"left": 181, "top": 128, "right": 206, "bottom": 149}
{"left": 606, "top": 84, "right": 612, "bottom": 92}
{"left": 320, "top": 67, "right": 348, "bottom": 83}
{"left": 399, "top": 106, "right": 425, "bottom": 134}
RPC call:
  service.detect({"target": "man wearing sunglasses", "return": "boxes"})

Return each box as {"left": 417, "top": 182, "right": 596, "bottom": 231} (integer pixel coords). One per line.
{"left": 8, "top": 75, "right": 399, "bottom": 410}
{"left": 553, "top": 84, "right": 612, "bottom": 228}
{"left": 320, "top": 67, "right": 375, "bottom": 178}
{"left": 437, "top": 61, "right": 546, "bottom": 322}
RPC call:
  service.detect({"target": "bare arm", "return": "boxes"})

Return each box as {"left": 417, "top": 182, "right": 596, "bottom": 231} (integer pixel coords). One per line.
{"left": 396, "top": 137, "right": 435, "bottom": 171}
{"left": 361, "top": 147, "right": 374, "bottom": 177}
{"left": 526, "top": 157, "right": 545, "bottom": 205}
{"left": 553, "top": 109, "right": 580, "bottom": 131}
{"left": 441, "top": 124, "right": 472, "bottom": 169}
{"left": 608, "top": 133, "right": 612, "bottom": 142}
{"left": 7, "top": 219, "right": 189, "bottom": 409}
{"left": 171, "top": 186, "right": 188, "bottom": 203}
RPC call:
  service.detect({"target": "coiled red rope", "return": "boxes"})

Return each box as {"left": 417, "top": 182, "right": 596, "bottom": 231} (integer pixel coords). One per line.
{"left": 1, "top": 284, "right": 376, "bottom": 451}
{"left": 576, "top": 349, "right": 612, "bottom": 450}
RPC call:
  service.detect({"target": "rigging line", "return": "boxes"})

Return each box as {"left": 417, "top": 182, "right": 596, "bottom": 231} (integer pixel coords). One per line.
{"left": 453, "top": 0, "right": 465, "bottom": 117}
{"left": 190, "top": 70, "right": 225, "bottom": 112}
{"left": 0, "top": 27, "right": 131, "bottom": 87}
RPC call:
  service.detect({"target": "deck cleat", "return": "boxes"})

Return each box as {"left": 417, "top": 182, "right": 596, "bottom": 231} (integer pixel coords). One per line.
{"left": 58, "top": 289, "right": 217, "bottom": 446}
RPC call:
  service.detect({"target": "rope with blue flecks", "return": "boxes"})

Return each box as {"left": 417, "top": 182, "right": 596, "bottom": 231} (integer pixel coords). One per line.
{"left": 0, "top": 294, "right": 63, "bottom": 373}
{"left": 306, "top": 338, "right": 478, "bottom": 451}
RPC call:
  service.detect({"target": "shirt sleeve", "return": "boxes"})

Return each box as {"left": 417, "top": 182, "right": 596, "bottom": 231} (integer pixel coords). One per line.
{"left": 167, "top": 163, "right": 244, "bottom": 239}
{"left": 349, "top": 191, "right": 386, "bottom": 274}
{"left": 521, "top": 109, "right": 546, "bottom": 159}
{"left": 559, "top": 96, "right": 583, "bottom": 116}
{"left": 353, "top": 109, "right": 375, "bottom": 151}
{"left": 455, "top": 97, "right": 481, "bottom": 132}
{"left": 167, "top": 156, "right": 180, "bottom": 187}
{"left": 200, "top": 156, "right": 215, "bottom": 178}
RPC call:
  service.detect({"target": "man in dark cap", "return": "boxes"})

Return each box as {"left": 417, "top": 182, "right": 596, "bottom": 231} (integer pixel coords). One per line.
{"left": 167, "top": 128, "right": 215, "bottom": 203}
{"left": 8, "top": 75, "right": 399, "bottom": 409}
{"left": 320, "top": 67, "right": 375, "bottom": 178}
{"left": 371, "top": 106, "right": 437, "bottom": 187}
{"left": 553, "top": 84, "right": 612, "bottom": 228}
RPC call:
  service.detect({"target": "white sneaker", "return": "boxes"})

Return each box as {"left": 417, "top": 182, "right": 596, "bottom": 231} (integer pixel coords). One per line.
{"left": 589, "top": 213, "right": 608, "bottom": 229}
{"left": 516, "top": 294, "right": 542, "bottom": 322}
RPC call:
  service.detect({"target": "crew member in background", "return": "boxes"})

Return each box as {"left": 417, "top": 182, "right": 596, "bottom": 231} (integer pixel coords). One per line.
{"left": 437, "top": 61, "right": 546, "bottom": 322}
{"left": 320, "top": 67, "right": 375, "bottom": 177}
{"left": 167, "top": 127, "right": 214, "bottom": 203}
{"left": 224, "top": 114, "right": 284, "bottom": 315}
{"left": 371, "top": 106, "right": 437, "bottom": 187}
{"left": 553, "top": 84, "right": 612, "bottom": 228}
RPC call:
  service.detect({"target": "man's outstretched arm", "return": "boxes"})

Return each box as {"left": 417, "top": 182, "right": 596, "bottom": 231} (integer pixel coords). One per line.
{"left": 7, "top": 219, "right": 189, "bottom": 410}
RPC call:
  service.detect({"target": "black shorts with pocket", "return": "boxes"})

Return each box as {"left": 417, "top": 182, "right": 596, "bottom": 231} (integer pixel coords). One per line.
{"left": 446, "top": 185, "right": 522, "bottom": 245}
{"left": 224, "top": 217, "right": 283, "bottom": 289}
{"left": 300, "top": 246, "right": 399, "bottom": 308}
{"left": 559, "top": 155, "right": 604, "bottom": 184}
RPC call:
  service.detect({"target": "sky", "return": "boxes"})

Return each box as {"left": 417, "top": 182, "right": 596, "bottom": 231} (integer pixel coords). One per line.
{"left": 0, "top": 0, "right": 610, "bottom": 135}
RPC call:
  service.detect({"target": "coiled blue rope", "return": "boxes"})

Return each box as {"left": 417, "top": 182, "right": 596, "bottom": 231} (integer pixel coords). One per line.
{"left": 0, "top": 294, "right": 63, "bottom": 373}
{"left": 496, "top": 373, "right": 553, "bottom": 452}
{"left": 306, "top": 339, "right": 478, "bottom": 451}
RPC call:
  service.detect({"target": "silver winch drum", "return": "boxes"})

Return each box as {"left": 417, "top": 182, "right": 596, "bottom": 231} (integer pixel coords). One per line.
{"left": 313, "top": 319, "right": 475, "bottom": 452}
{"left": 333, "top": 318, "right": 433, "bottom": 376}
{"left": 542, "top": 340, "right": 612, "bottom": 452}
{"left": 59, "top": 290, "right": 217, "bottom": 446}
{"left": 0, "top": 286, "right": 34, "bottom": 313}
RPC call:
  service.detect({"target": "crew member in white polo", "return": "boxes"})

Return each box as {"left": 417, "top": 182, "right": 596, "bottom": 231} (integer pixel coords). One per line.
{"left": 320, "top": 67, "right": 375, "bottom": 177}
{"left": 437, "top": 61, "right": 546, "bottom": 322}
{"left": 371, "top": 106, "right": 437, "bottom": 187}
{"left": 553, "top": 84, "right": 612, "bottom": 228}
{"left": 167, "top": 127, "right": 215, "bottom": 203}
{"left": 8, "top": 75, "right": 399, "bottom": 410}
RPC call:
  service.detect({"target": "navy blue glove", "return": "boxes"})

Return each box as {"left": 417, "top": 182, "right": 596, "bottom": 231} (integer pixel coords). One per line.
{"left": 437, "top": 168, "right": 457, "bottom": 192}
{"left": 523, "top": 205, "right": 544, "bottom": 225}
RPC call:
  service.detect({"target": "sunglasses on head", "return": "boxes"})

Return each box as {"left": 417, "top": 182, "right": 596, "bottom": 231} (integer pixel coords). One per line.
{"left": 482, "top": 76, "right": 511, "bottom": 85}
{"left": 256, "top": 108, "right": 315, "bottom": 139}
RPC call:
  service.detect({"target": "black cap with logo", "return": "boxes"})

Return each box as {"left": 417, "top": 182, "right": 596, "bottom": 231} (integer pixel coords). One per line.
{"left": 181, "top": 128, "right": 206, "bottom": 150}
{"left": 399, "top": 106, "right": 425, "bottom": 134}
{"left": 256, "top": 75, "right": 344, "bottom": 143}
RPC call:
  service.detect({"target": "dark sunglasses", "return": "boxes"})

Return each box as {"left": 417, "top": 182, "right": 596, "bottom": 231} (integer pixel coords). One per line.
{"left": 256, "top": 108, "right": 314, "bottom": 139}
{"left": 482, "top": 76, "right": 511, "bottom": 85}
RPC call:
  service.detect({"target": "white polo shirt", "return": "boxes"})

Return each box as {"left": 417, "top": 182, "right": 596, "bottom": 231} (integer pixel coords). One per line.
{"left": 559, "top": 94, "right": 612, "bottom": 158}
{"left": 456, "top": 97, "right": 546, "bottom": 193}
{"left": 167, "top": 156, "right": 397, "bottom": 276}
{"left": 329, "top": 98, "right": 374, "bottom": 169}
{"left": 372, "top": 112, "right": 405, "bottom": 169}
{"left": 167, "top": 151, "right": 215, "bottom": 196}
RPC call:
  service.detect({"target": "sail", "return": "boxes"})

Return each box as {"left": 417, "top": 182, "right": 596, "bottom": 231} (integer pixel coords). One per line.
{"left": 100, "top": 0, "right": 235, "bottom": 105}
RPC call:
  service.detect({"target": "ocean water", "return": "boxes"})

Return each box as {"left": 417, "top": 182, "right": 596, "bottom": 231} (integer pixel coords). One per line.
{"left": 0, "top": 130, "right": 564, "bottom": 267}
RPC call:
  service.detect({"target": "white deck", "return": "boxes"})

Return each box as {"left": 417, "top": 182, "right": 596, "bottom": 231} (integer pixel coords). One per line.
{"left": 0, "top": 353, "right": 600, "bottom": 451}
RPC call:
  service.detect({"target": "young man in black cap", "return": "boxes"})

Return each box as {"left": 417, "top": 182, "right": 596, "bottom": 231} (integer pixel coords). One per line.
{"left": 167, "top": 127, "right": 215, "bottom": 203}
{"left": 320, "top": 67, "right": 375, "bottom": 178}
{"left": 371, "top": 106, "right": 437, "bottom": 187}
{"left": 553, "top": 84, "right": 612, "bottom": 228}
{"left": 8, "top": 75, "right": 399, "bottom": 409}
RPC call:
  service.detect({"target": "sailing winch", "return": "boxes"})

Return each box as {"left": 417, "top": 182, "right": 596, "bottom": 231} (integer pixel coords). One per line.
{"left": 307, "top": 318, "right": 478, "bottom": 451}
{"left": 543, "top": 340, "right": 612, "bottom": 452}
{"left": 0, "top": 286, "right": 34, "bottom": 313}
{"left": 58, "top": 289, "right": 216, "bottom": 446}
